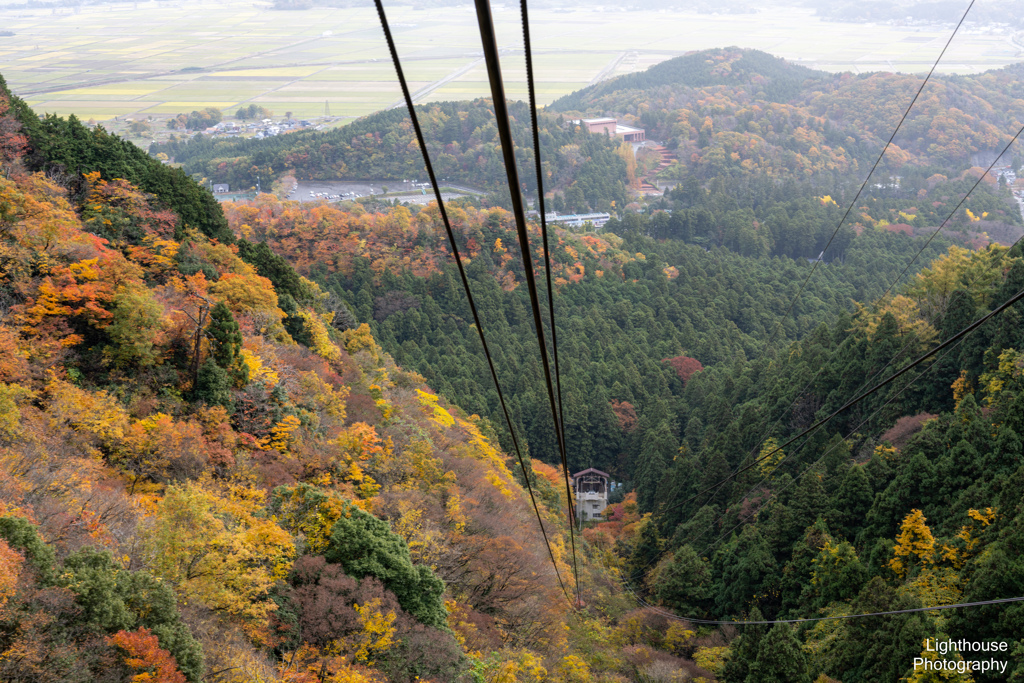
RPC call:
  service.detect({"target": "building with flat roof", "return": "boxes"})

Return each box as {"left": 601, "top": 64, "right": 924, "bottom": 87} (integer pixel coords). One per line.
{"left": 577, "top": 118, "right": 646, "bottom": 142}
{"left": 543, "top": 212, "right": 611, "bottom": 228}
{"left": 580, "top": 117, "right": 617, "bottom": 134}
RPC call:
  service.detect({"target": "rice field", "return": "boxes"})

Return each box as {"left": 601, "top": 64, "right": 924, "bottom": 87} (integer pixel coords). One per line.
{"left": 1, "top": 0, "right": 1021, "bottom": 125}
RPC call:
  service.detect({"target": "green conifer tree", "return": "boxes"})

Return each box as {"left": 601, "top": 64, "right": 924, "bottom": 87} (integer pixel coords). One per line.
{"left": 656, "top": 544, "right": 712, "bottom": 616}
{"left": 721, "top": 606, "right": 766, "bottom": 683}
{"left": 207, "top": 301, "right": 242, "bottom": 369}
{"left": 746, "top": 623, "right": 811, "bottom": 683}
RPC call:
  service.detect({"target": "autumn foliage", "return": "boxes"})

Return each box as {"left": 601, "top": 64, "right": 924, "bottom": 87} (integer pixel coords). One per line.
{"left": 0, "top": 87, "right": 620, "bottom": 683}
{"left": 220, "top": 194, "right": 637, "bottom": 289}
{"left": 662, "top": 356, "right": 704, "bottom": 384}
{"left": 107, "top": 628, "right": 188, "bottom": 683}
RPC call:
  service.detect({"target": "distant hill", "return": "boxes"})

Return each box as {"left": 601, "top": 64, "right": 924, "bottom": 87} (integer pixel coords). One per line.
{"left": 542, "top": 47, "right": 1024, "bottom": 195}
{"left": 550, "top": 48, "right": 828, "bottom": 111}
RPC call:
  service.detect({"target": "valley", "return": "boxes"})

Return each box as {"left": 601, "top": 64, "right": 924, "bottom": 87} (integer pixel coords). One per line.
{"left": 1, "top": 9, "right": 1024, "bottom": 681}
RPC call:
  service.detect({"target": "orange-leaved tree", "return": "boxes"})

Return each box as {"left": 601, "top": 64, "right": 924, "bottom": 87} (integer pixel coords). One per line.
{"left": 107, "top": 627, "right": 187, "bottom": 683}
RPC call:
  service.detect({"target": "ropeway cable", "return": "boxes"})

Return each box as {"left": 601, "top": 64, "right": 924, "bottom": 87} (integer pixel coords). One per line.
{"left": 520, "top": 0, "right": 569, "bottom": 510}
{"left": 373, "top": 0, "right": 574, "bottom": 606}
{"left": 471, "top": 0, "right": 582, "bottom": 603}
{"left": 621, "top": 579, "right": 1024, "bottom": 626}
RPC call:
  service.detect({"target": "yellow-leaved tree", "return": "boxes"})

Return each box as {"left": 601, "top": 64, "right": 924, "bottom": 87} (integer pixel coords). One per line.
{"left": 906, "top": 244, "right": 1013, "bottom": 316}
{"left": 350, "top": 598, "right": 396, "bottom": 664}
{"left": 852, "top": 295, "right": 936, "bottom": 351}
{"left": 45, "top": 379, "right": 130, "bottom": 453}
{"left": 0, "top": 383, "right": 32, "bottom": 443}
{"left": 889, "top": 509, "right": 935, "bottom": 578}
{"left": 141, "top": 482, "right": 295, "bottom": 622}
{"left": 552, "top": 654, "right": 591, "bottom": 683}
{"left": 979, "top": 349, "right": 1024, "bottom": 407}
{"left": 757, "top": 437, "right": 785, "bottom": 476}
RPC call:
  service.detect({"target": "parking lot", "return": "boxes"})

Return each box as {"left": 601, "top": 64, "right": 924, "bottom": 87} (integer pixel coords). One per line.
{"left": 292, "top": 179, "right": 482, "bottom": 204}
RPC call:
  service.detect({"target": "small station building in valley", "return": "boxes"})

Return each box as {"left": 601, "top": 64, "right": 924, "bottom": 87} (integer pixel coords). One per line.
{"left": 572, "top": 468, "right": 610, "bottom": 521}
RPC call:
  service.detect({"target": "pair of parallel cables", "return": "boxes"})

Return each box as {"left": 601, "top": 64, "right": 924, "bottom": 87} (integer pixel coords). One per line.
{"left": 613, "top": 0, "right": 1024, "bottom": 625}
{"left": 373, "top": 0, "right": 1024, "bottom": 626}
{"left": 373, "top": 0, "right": 581, "bottom": 606}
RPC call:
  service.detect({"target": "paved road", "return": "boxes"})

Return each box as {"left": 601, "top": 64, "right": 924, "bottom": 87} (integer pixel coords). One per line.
{"left": 389, "top": 58, "right": 485, "bottom": 109}
{"left": 394, "top": 192, "right": 468, "bottom": 205}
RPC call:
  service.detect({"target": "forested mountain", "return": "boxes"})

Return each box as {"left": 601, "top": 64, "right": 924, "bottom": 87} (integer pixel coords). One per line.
{"left": 554, "top": 48, "right": 1024, "bottom": 189}
{"left": 6, "top": 37, "right": 1024, "bottom": 682}
{"left": 550, "top": 49, "right": 828, "bottom": 110}
{"left": 0, "top": 74, "right": 735, "bottom": 682}
{"left": 150, "top": 99, "right": 631, "bottom": 211}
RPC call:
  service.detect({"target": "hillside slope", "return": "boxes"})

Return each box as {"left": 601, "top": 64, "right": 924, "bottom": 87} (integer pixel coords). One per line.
{"left": 219, "top": 191, "right": 960, "bottom": 478}
{"left": 633, "top": 240, "right": 1024, "bottom": 681}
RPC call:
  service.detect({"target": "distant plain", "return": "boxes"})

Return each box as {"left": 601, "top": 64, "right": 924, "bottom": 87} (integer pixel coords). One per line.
{"left": 1, "top": 0, "right": 1022, "bottom": 124}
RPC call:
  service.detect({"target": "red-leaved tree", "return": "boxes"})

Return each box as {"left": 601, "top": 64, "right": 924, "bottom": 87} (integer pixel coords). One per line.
{"left": 0, "top": 93, "right": 28, "bottom": 167}
{"left": 662, "top": 356, "right": 704, "bottom": 384}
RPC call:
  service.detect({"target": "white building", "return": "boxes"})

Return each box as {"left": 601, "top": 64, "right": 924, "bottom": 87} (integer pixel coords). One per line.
{"left": 544, "top": 212, "right": 611, "bottom": 228}
{"left": 575, "top": 117, "right": 646, "bottom": 142}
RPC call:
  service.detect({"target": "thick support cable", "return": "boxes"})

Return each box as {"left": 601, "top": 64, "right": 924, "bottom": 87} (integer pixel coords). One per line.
{"left": 471, "top": 0, "right": 581, "bottom": 601}
{"left": 520, "top": 0, "right": 567, "bottom": 484}
{"left": 373, "top": 0, "right": 572, "bottom": 606}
